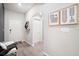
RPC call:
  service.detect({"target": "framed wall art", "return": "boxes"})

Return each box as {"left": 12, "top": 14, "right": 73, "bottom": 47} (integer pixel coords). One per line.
{"left": 49, "top": 11, "right": 60, "bottom": 25}
{"left": 60, "top": 4, "right": 78, "bottom": 25}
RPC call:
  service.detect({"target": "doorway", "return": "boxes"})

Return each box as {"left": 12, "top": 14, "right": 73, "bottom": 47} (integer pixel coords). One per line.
{"left": 9, "top": 20, "right": 23, "bottom": 42}
{"left": 32, "top": 17, "right": 43, "bottom": 50}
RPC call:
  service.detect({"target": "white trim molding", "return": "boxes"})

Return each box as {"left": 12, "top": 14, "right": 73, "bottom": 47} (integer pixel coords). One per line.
{"left": 42, "top": 51, "right": 50, "bottom": 56}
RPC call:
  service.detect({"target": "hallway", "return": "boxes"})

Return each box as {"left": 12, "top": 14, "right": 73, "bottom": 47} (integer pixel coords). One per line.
{"left": 0, "top": 3, "right": 79, "bottom": 56}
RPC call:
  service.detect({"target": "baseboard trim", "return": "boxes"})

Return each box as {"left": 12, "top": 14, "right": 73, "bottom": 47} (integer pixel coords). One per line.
{"left": 42, "top": 51, "right": 49, "bottom": 56}
{"left": 25, "top": 40, "right": 34, "bottom": 47}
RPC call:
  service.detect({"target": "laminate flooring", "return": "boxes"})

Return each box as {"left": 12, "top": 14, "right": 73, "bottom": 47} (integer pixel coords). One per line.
{"left": 17, "top": 41, "right": 44, "bottom": 56}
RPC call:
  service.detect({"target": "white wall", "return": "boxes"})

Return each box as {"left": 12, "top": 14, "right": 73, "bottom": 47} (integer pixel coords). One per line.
{"left": 42, "top": 3, "right": 79, "bottom": 56}
{"left": 4, "top": 9, "right": 9, "bottom": 42}
{"left": 26, "top": 3, "right": 79, "bottom": 56}
{"left": 4, "top": 9, "right": 26, "bottom": 42}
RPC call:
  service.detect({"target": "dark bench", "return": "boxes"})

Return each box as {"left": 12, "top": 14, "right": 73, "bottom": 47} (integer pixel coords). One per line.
{"left": 0, "top": 42, "right": 18, "bottom": 56}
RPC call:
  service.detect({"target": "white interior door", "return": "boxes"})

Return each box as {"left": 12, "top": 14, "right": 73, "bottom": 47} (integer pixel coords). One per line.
{"left": 32, "top": 19, "right": 42, "bottom": 44}
{"left": 9, "top": 20, "right": 23, "bottom": 42}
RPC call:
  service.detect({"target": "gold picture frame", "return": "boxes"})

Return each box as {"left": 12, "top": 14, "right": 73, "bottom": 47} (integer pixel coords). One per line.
{"left": 49, "top": 11, "right": 60, "bottom": 25}
{"left": 60, "top": 4, "right": 78, "bottom": 25}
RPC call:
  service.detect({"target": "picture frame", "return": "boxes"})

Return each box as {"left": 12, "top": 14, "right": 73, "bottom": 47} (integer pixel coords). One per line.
{"left": 60, "top": 4, "right": 78, "bottom": 25}
{"left": 49, "top": 11, "right": 60, "bottom": 25}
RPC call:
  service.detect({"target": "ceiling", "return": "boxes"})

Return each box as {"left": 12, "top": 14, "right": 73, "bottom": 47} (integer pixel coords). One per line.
{"left": 4, "top": 3, "right": 44, "bottom": 13}
{"left": 4, "top": 3, "right": 35, "bottom": 13}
